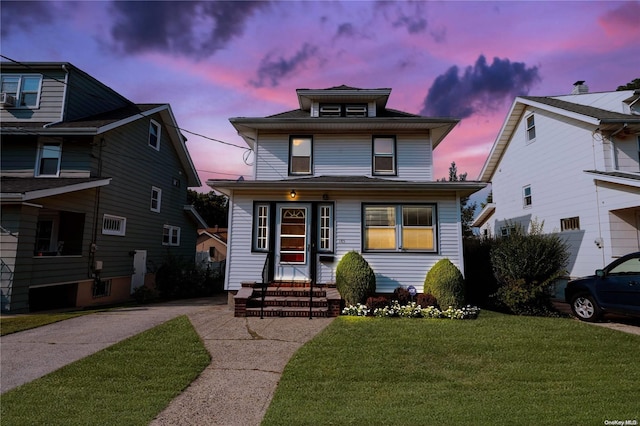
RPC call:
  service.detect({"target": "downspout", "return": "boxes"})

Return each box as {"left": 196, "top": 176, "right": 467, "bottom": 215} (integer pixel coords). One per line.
{"left": 592, "top": 128, "right": 605, "bottom": 267}
{"left": 88, "top": 137, "right": 105, "bottom": 279}
{"left": 43, "top": 64, "right": 70, "bottom": 128}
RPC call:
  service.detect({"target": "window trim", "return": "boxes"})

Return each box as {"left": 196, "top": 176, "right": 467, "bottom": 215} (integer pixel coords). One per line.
{"left": 372, "top": 136, "right": 397, "bottom": 176}
{"left": 102, "top": 214, "right": 127, "bottom": 236}
{"left": 523, "top": 185, "right": 532, "bottom": 208}
{"left": 150, "top": 186, "right": 162, "bottom": 212}
{"left": 162, "top": 225, "right": 181, "bottom": 246}
{"left": 289, "top": 135, "right": 313, "bottom": 176}
{"left": 525, "top": 113, "right": 536, "bottom": 143}
{"left": 362, "top": 203, "right": 437, "bottom": 253}
{"left": 252, "top": 202, "right": 271, "bottom": 252}
{"left": 1, "top": 74, "right": 43, "bottom": 108}
{"left": 148, "top": 119, "right": 161, "bottom": 151}
{"left": 35, "top": 141, "right": 62, "bottom": 177}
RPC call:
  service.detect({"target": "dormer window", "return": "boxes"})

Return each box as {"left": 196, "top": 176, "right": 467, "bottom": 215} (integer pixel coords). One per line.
{"left": 1, "top": 74, "right": 43, "bottom": 108}
{"left": 319, "top": 103, "right": 368, "bottom": 117}
{"left": 319, "top": 104, "right": 341, "bottom": 117}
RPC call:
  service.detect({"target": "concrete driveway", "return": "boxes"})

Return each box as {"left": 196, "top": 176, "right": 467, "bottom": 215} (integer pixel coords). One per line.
{"left": 1, "top": 297, "right": 223, "bottom": 393}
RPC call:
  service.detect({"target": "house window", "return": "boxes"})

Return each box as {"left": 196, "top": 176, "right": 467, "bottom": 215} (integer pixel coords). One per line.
{"left": 289, "top": 136, "right": 312, "bottom": 175}
{"left": 319, "top": 104, "right": 342, "bottom": 117}
{"left": 162, "top": 225, "right": 180, "bottom": 246}
{"left": 148, "top": 119, "right": 161, "bottom": 150}
{"left": 1, "top": 74, "right": 42, "bottom": 108}
{"left": 560, "top": 217, "right": 580, "bottom": 231}
{"left": 35, "top": 142, "right": 62, "bottom": 176}
{"left": 254, "top": 203, "right": 270, "bottom": 252}
{"left": 523, "top": 185, "right": 532, "bottom": 207}
{"left": 319, "top": 204, "right": 334, "bottom": 253}
{"left": 93, "top": 279, "right": 112, "bottom": 298}
{"left": 102, "top": 214, "right": 127, "bottom": 236}
{"left": 345, "top": 104, "right": 368, "bottom": 117}
{"left": 373, "top": 136, "right": 396, "bottom": 175}
{"left": 34, "top": 211, "right": 85, "bottom": 256}
{"left": 526, "top": 114, "right": 536, "bottom": 142}
{"left": 150, "top": 187, "right": 162, "bottom": 212}
{"left": 500, "top": 225, "right": 518, "bottom": 238}
{"left": 363, "top": 204, "right": 436, "bottom": 252}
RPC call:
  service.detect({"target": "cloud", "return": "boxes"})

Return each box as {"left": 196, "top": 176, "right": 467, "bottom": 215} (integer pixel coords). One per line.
{"left": 0, "top": 1, "right": 55, "bottom": 37}
{"left": 108, "top": 1, "right": 268, "bottom": 59}
{"left": 250, "top": 43, "right": 319, "bottom": 88}
{"left": 599, "top": 2, "right": 640, "bottom": 38}
{"left": 376, "top": 1, "right": 428, "bottom": 35}
{"left": 421, "top": 55, "right": 540, "bottom": 118}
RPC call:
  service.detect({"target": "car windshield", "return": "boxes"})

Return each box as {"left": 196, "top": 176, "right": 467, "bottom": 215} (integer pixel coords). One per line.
{"left": 608, "top": 257, "right": 640, "bottom": 275}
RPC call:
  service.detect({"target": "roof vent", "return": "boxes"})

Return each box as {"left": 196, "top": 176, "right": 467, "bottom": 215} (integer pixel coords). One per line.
{"left": 571, "top": 81, "right": 589, "bottom": 95}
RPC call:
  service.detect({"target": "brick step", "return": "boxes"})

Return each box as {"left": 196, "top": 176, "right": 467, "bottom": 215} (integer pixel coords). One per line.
{"left": 245, "top": 306, "right": 329, "bottom": 318}
{"left": 255, "top": 287, "right": 327, "bottom": 298}
{"left": 247, "top": 296, "right": 328, "bottom": 308}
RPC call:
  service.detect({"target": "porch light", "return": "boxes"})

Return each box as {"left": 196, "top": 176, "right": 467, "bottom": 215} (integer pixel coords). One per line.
{"left": 290, "top": 189, "right": 297, "bottom": 199}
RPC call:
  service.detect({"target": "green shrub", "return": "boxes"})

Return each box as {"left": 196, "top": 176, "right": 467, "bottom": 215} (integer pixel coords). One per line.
{"left": 336, "top": 251, "right": 376, "bottom": 305}
{"left": 423, "top": 259, "right": 465, "bottom": 308}
{"left": 155, "top": 253, "right": 216, "bottom": 299}
{"left": 490, "top": 221, "right": 569, "bottom": 316}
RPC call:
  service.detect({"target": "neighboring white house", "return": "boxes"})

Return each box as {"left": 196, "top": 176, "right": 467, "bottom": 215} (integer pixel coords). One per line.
{"left": 473, "top": 82, "right": 640, "bottom": 280}
{"left": 208, "top": 85, "right": 485, "bottom": 313}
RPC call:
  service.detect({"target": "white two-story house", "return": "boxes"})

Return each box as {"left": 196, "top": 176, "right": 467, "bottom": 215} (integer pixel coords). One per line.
{"left": 473, "top": 82, "right": 640, "bottom": 281}
{"left": 208, "top": 85, "right": 485, "bottom": 316}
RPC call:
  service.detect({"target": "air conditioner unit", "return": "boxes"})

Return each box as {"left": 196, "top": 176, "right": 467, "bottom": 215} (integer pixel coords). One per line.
{"left": 1, "top": 92, "right": 16, "bottom": 107}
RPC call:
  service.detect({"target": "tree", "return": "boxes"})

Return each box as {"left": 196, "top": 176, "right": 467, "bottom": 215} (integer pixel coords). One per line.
{"left": 187, "top": 190, "right": 229, "bottom": 228}
{"left": 444, "top": 162, "right": 477, "bottom": 237}
{"left": 616, "top": 78, "right": 640, "bottom": 91}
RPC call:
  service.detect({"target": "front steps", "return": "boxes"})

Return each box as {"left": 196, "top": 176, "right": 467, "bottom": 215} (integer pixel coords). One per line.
{"left": 234, "top": 281, "right": 342, "bottom": 318}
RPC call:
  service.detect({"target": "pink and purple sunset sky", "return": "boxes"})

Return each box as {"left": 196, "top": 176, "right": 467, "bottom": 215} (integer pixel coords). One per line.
{"left": 2, "top": 1, "right": 639, "bottom": 194}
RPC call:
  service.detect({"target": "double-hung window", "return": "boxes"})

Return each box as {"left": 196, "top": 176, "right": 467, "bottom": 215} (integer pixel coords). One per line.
{"left": 35, "top": 142, "right": 62, "bottom": 176}
{"left": 151, "top": 186, "right": 162, "bottom": 212}
{"left": 523, "top": 185, "right": 532, "bottom": 208}
{"left": 289, "top": 136, "right": 312, "bottom": 175}
{"left": 162, "top": 225, "right": 180, "bottom": 246}
{"left": 373, "top": 136, "right": 396, "bottom": 175}
{"left": 363, "top": 204, "right": 436, "bottom": 252}
{"left": 1, "top": 74, "right": 42, "bottom": 108}
{"left": 526, "top": 114, "right": 536, "bottom": 142}
{"left": 148, "top": 119, "right": 161, "bottom": 150}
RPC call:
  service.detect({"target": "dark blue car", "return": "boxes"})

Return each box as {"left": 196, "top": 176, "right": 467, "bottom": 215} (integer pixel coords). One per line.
{"left": 565, "top": 252, "right": 640, "bottom": 322}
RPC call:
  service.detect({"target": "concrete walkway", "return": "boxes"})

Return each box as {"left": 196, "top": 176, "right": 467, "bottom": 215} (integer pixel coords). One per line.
{"left": 150, "top": 304, "right": 334, "bottom": 425}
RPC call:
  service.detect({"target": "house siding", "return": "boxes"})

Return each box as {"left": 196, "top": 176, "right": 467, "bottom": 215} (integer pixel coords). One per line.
{"left": 225, "top": 190, "right": 463, "bottom": 293}
{"left": 254, "top": 132, "right": 433, "bottom": 181}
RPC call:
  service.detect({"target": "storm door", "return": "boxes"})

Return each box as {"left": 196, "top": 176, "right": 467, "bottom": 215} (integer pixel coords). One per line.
{"left": 275, "top": 204, "right": 311, "bottom": 281}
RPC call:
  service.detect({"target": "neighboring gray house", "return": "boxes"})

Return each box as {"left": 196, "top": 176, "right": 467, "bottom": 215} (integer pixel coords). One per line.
{"left": 473, "top": 82, "right": 640, "bottom": 281}
{"left": 0, "top": 62, "right": 205, "bottom": 313}
{"left": 208, "top": 85, "right": 485, "bottom": 316}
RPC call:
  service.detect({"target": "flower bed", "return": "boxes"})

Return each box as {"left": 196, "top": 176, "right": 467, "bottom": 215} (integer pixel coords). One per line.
{"left": 342, "top": 300, "right": 480, "bottom": 319}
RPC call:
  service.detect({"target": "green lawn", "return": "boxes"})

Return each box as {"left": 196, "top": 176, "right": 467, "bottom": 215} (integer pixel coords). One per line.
{"left": 0, "top": 305, "right": 134, "bottom": 336}
{"left": 263, "top": 311, "right": 640, "bottom": 426}
{"left": 1, "top": 316, "right": 210, "bottom": 426}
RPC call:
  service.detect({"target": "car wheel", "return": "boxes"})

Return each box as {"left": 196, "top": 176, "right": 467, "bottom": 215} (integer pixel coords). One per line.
{"left": 571, "top": 293, "right": 602, "bottom": 322}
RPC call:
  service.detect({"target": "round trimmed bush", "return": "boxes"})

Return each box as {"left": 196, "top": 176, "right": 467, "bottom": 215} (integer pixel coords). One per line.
{"left": 336, "top": 251, "right": 376, "bottom": 305}
{"left": 423, "top": 259, "right": 465, "bottom": 308}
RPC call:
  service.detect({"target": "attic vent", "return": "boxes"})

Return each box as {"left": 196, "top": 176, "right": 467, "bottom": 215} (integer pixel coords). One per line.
{"left": 319, "top": 104, "right": 341, "bottom": 117}
{"left": 345, "top": 104, "right": 367, "bottom": 117}
{"left": 571, "top": 81, "right": 589, "bottom": 95}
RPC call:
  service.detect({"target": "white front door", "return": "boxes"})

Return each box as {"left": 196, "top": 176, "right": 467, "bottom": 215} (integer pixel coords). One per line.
{"left": 131, "top": 250, "right": 147, "bottom": 293}
{"left": 275, "top": 204, "right": 311, "bottom": 281}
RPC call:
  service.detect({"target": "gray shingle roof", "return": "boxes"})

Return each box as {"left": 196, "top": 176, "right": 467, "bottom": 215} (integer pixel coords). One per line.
{"left": 521, "top": 96, "right": 639, "bottom": 123}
